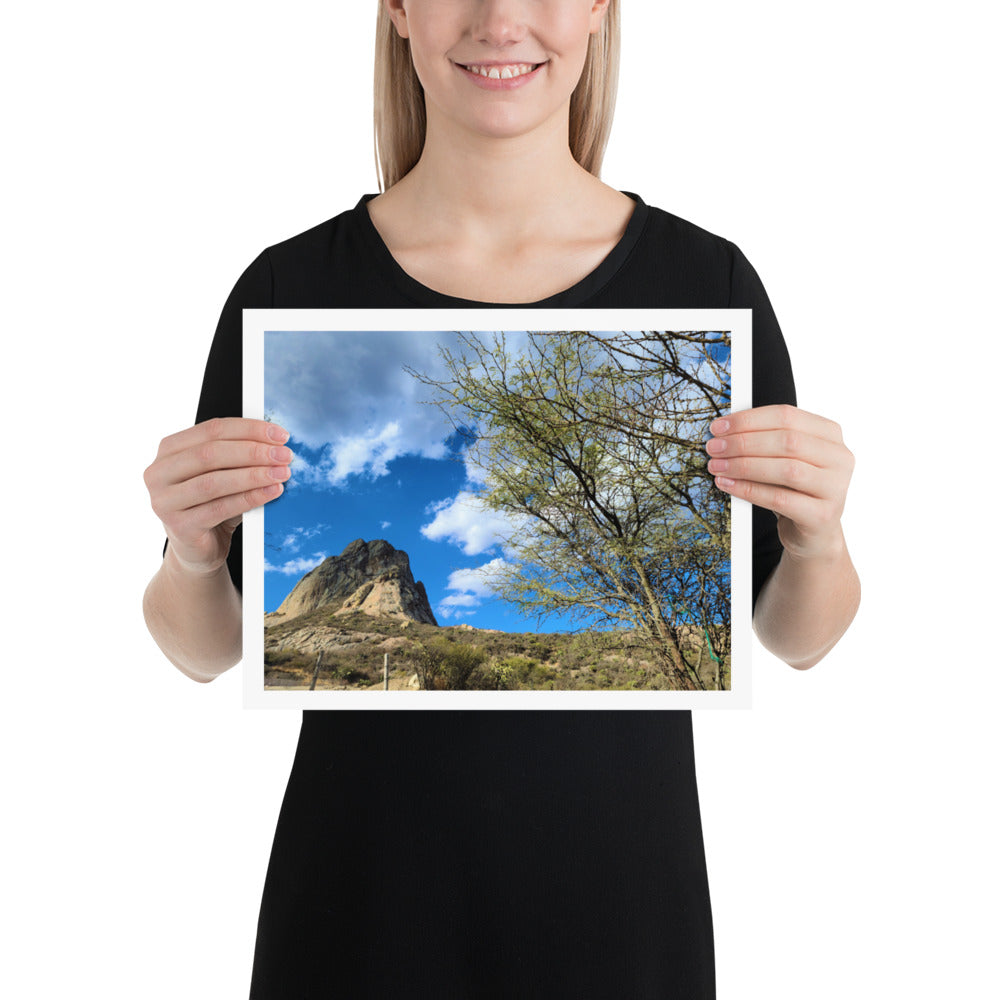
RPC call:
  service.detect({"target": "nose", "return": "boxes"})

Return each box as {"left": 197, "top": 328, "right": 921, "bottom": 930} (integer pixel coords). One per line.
{"left": 471, "top": 0, "right": 529, "bottom": 48}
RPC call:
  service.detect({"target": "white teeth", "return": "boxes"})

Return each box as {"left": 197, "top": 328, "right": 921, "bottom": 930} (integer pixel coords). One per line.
{"left": 463, "top": 63, "right": 537, "bottom": 79}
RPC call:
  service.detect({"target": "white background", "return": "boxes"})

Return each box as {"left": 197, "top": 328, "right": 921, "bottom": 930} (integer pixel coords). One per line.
{"left": 3, "top": 2, "right": 996, "bottom": 997}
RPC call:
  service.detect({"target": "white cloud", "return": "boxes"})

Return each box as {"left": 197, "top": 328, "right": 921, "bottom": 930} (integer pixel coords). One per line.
{"left": 285, "top": 451, "right": 324, "bottom": 488}
{"left": 327, "top": 420, "right": 402, "bottom": 483}
{"left": 437, "top": 606, "right": 476, "bottom": 620}
{"left": 437, "top": 593, "right": 479, "bottom": 619}
{"left": 265, "top": 553, "right": 327, "bottom": 576}
{"left": 275, "top": 524, "right": 329, "bottom": 554}
{"left": 264, "top": 330, "right": 470, "bottom": 483}
{"left": 436, "top": 558, "right": 509, "bottom": 619}
{"left": 420, "top": 491, "right": 520, "bottom": 556}
{"left": 380, "top": 520, "right": 391, "bottom": 530}
{"left": 444, "top": 560, "right": 506, "bottom": 597}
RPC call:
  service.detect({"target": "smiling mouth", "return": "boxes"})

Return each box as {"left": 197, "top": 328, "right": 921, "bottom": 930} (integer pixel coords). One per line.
{"left": 457, "top": 62, "right": 545, "bottom": 80}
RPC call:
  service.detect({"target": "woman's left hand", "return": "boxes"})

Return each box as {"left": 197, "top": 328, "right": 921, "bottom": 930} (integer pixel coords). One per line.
{"left": 706, "top": 404, "right": 855, "bottom": 561}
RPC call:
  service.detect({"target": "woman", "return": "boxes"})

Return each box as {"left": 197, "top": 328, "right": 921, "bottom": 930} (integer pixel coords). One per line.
{"left": 143, "top": 1, "right": 860, "bottom": 995}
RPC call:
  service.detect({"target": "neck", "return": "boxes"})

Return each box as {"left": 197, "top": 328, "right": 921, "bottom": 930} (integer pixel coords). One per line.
{"left": 395, "top": 102, "right": 595, "bottom": 242}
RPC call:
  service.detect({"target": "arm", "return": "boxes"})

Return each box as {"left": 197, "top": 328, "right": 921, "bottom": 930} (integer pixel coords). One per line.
{"left": 707, "top": 404, "right": 860, "bottom": 669}
{"left": 751, "top": 527, "right": 860, "bottom": 669}
{"left": 142, "top": 546, "right": 243, "bottom": 683}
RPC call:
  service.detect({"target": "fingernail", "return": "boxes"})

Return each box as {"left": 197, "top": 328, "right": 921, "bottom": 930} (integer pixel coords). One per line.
{"left": 711, "top": 418, "right": 730, "bottom": 434}
{"left": 716, "top": 476, "right": 735, "bottom": 489}
{"left": 706, "top": 437, "right": 727, "bottom": 454}
{"left": 269, "top": 465, "right": 291, "bottom": 480}
{"left": 267, "top": 424, "right": 289, "bottom": 443}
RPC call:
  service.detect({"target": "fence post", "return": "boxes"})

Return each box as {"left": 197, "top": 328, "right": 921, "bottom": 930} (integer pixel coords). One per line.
{"left": 384, "top": 652, "right": 389, "bottom": 690}
{"left": 309, "top": 651, "right": 323, "bottom": 691}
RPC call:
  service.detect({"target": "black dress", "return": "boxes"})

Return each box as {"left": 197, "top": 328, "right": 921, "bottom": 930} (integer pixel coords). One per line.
{"left": 181, "top": 192, "right": 796, "bottom": 999}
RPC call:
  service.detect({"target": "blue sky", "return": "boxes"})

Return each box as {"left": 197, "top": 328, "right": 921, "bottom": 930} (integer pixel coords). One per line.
{"left": 263, "top": 330, "right": 730, "bottom": 631}
{"left": 263, "top": 329, "right": 544, "bottom": 628}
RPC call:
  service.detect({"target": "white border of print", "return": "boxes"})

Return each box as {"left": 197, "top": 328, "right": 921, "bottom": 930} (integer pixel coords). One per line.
{"left": 243, "top": 309, "right": 752, "bottom": 711}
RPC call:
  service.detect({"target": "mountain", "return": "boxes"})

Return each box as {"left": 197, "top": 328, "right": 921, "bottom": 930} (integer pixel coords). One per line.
{"left": 271, "top": 538, "right": 438, "bottom": 626}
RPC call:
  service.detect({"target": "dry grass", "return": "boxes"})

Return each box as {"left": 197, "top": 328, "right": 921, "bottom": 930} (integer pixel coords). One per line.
{"left": 264, "top": 613, "right": 730, "bottom": 692}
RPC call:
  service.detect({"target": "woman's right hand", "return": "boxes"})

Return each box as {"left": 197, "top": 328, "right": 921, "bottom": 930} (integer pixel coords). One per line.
{"left": 144, "top": 417, "right": 292, "bottom": 576}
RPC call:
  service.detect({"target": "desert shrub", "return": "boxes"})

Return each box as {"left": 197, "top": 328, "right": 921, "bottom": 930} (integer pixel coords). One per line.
{"left": 316, "top": 651, "right": 376, "bottom": 685}
{"left": 413, "top": 637, "right": 487, "bottom": 690}
{"left": 441, "top": 643, "right": 487, "bottom": 689}
{"left": 264, "top": 649, "right": 314, "bottom": 672}
{"left": 332, "top": 662, "right": 373, "bottom": 684}
{"left": 505, "top": 654, "right": 537, "bottom": 679}
{"left": 486, "top": 654, "right": 537, "bottom": 690}
{"left": 527, "top": 663, "right": 560, "bottom": 688}
{"left": 482, "top": 633, "right": 530, "bottom": 659}
{"left": 525, "top": 636, "right": 555, "bottom": 661}
{"left": 483, "top": 656, "right": 518, "bottom": 691}
{"left": 490, "top": 655, "right": 563, "bottom": 689}
{"left": 557, "top": 633, "right": 617, "bottom": 671}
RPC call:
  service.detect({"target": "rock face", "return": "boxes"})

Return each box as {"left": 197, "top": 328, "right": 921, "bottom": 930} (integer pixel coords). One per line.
{"left": 274, "top": 538, "right": 438, "bottom": 626}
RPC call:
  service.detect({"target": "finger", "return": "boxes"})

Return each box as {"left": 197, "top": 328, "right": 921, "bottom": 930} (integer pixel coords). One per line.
{"left": 713, "top": 475, "right": 831, "bottom": 526}
{"left": 155, "top": 417, "right": 289, "bottom": 462}
{"left": 150, "top": 439, "right": 293, "bottom": 494}
{"left": 170, "top": 481, "right": 287, "bottom": 538}
{"left": 710, "top": 405, "right": 844, "bottom": 445}
{"left": 706, "top": 456, "right": 837, "bottom": 500}
{"left": 157, "top": 462, "right": 292, "bottom": 520}
{"left": 706, "top": 428, "right": 845, "bottom": 470}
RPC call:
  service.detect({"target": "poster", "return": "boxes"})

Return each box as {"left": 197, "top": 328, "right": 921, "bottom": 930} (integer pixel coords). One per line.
{"left": 243, "top": 309, "right": 751, "bottom": 709}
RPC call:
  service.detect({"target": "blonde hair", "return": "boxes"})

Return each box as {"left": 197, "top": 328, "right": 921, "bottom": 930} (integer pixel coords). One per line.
{"left": 373, "top": 0, "right": 621, "bottom": 191}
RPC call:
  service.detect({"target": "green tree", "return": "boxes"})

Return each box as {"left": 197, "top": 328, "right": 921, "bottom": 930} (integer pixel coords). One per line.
{"left": 407, "top": 330, "right": 731, "bottom": 691}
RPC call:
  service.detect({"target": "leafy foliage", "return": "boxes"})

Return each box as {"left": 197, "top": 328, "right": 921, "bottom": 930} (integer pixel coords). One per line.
{"left": 406, "top": 330, "right": 731, "bottom": 690}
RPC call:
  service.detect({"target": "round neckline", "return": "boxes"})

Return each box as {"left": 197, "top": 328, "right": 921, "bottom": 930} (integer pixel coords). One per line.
{"left": 355, "top": 190, "right": 648, "bottom": 308}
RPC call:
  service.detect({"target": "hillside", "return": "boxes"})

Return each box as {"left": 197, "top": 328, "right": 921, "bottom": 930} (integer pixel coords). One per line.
{"left": 264, "top": 607, "right": 730, "bottom": 692}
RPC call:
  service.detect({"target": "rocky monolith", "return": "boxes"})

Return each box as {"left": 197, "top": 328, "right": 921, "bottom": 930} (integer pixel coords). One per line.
{"left": 273, "top": 538, "right": 438, "bottom": 626}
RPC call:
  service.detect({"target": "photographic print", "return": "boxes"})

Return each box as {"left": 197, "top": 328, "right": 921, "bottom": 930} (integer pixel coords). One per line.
{"left": 243, "top": 309, "right": 751, "bottom": 710}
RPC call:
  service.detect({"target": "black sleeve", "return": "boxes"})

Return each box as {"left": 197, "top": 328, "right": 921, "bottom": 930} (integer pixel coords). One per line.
{"left": 161, "top": 249, "right": 275, "bottom": 595}
{"left": 727, "top": 242, "right": 798, "bottom": 611}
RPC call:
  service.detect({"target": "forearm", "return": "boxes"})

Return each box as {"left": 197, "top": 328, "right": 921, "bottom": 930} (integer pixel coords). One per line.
{"left": 752, "top": 527, "right": 860, "bottom": 670}
{"left": 142, "top": 545, "right": 243, "bottom": 682}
